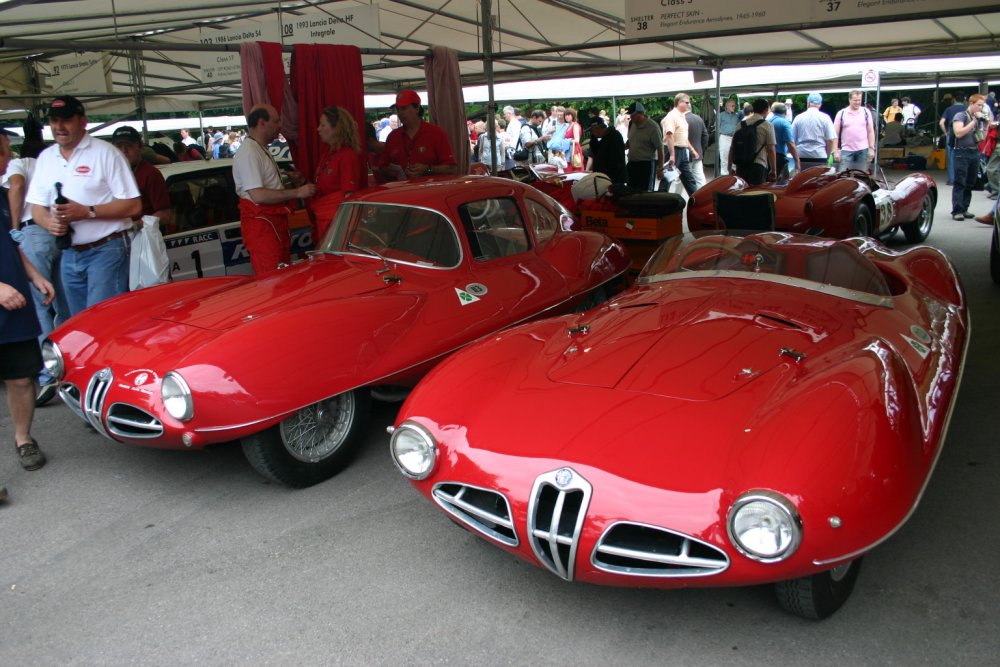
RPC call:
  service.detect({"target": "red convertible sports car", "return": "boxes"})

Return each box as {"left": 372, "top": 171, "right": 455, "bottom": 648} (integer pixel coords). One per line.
{"left": 390, "top": 230, "right": 968, "bottom": 619}
{"left": 687, "top": 167, "right": 937, "bottom": 242}
{"left": 42, "top": 176, "right": 629, "bottom": 487}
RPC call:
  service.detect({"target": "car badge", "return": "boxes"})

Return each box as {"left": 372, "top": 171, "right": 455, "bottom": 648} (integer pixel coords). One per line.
{"left": 454, "top": 287, "right": 480, "bottom": 305}
{"left": 134, "top": 372, "right": 149, "bottom": 386}
{"left": 97, "top": 367, "right": 113, "bottom": 381}
{"left": 910, "top": 325, "right": 931, "bottom": 344}
{"left": 466, "top": 282, "right": 488, "bottom": 296}
{"left": 901, "top": 335, "right": 931, "bottom": 360}
{"left": 554, "top": 468, "right": 574, "bottom": 488}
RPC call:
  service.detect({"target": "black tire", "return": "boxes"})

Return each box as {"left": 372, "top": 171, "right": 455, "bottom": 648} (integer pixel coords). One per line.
{"left": 852, "top": 204, "right": 874, "bottom": 237}
{"left": 774, "top": 557, "right": 863, "bottom": 620}
{"left": 902, "top": 193, "right": 935, "bottom": 243}
{"left": 241, "top": 389, "right": 370, "bottom": 488}
{"left": 991, "top": 222, "right": 1000, "bottom": 285}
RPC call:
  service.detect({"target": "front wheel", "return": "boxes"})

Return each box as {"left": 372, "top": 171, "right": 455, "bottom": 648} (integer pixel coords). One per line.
{"left": 774, "top": 557, "right": 863, "bottom": 620}
{"left": 241, "top": 389, "right": 370, "bottom": 488}
{"left": 852, "top": 204, "right": 874, "bottom": 237}
{"left": 902, "top": 193, "right": 934, "bottom": 243}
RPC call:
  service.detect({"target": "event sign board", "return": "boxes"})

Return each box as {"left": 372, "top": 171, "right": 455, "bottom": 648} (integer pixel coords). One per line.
{"left": 625, "top": 0, "right": 1000, "bottom": 39}
{"left": 199, "top": 20, "right": 282, "bottom": 83}
{"left": 38, "top": 53, "right": 108, "bottom": 95}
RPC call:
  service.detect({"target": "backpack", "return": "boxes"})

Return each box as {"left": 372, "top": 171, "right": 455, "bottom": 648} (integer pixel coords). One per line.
{"left": 732, "top": 119, "right": 765, "bottom": 166}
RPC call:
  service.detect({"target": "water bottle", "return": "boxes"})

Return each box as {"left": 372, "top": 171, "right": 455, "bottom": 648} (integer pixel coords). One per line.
{"left": 53, "top": 182, "right": 73, "bottom": 250}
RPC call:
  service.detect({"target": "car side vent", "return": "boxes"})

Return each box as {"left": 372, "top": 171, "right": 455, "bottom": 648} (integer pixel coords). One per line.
{"left": 592, "top": 522, "right": 729, "bottom": 577}
{"left": 432, "top": 483, "right": 517, "bottom": 546}
{"left": 755, "top": 313, "right": 803, "bottom": 329}
{"left": 107, "top": 403, "right": 164, "bottom": 439}
{"left": 59, "top": 383, "right": 85, "bottom": 420}
{"left": 527, "top": 468, "right": 592, "bottom": 581}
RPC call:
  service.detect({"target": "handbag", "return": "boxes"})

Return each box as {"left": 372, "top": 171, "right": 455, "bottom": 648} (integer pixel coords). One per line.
{"left": 129, "top": 215, "right": 170, "bottom": 290}
{"left": 512, "top": 135, "right": 530, "bottom": 162}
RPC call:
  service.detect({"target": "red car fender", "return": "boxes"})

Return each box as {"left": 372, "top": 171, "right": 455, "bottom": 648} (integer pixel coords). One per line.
{"left": 536, "top": 231, "right": 629, "bottom": 290}
{"left": 804, "top": 177, "right": 873, "bottom": 237}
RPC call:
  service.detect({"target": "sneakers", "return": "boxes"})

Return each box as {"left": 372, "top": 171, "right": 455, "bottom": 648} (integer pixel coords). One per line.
{"left": 35, "top": 382, "right": 58, "bottom": 407}
{"left": 963, "top": 212, "right": 974, "bottom": 219}
{"left": 17, "top": 439, "right": 46, "bottom": 471}
{"left": 975, "top": 213, "right": 994, "bottom": 225}
{"left": 951, "top": 213, "right": 964, "bottom": 221}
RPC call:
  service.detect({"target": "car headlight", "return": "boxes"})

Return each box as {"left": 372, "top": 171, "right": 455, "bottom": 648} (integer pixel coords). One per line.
{"left": 727, "top": 490, "right": 802, "bottom": 562}
{"left": 160, "top": 371, "right": 194, "bottom": 422}
{"left": 41, "top": 339, "right": 64, "bottom": 381}
{"left": 390, "top": 421, "right": 437, "bottom": 480}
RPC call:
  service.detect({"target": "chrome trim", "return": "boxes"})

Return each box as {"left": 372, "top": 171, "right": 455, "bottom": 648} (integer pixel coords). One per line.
{"left": 591, "top": 521, "right": 730, "bottom": 578}
{"left": 83, "top": 368, "right": 114, "bottom": 437}
{"left": 638, "top": 270, "right": 895, "bottom": 308}
{"left": 389, "top": 421, "right": 437, "bottom": 480}
{"left": 527, "top": 468, "right": 592, "bottom": 581}
{"left": 59, "top": 382, "right": 85, "bottom": 421}
{"left": 432, "top": 482, "right": 518, "bottom": 547}
{"left": 106, "top": 403, "right": 164, "bottom": 439}
{"left": 814, "top": 309, "right": 972, "bottom": 566}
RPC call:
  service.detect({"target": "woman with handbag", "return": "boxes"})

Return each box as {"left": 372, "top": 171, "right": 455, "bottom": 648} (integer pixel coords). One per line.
{"left": 563, "top": 108, "right": 585, "bottom": 171}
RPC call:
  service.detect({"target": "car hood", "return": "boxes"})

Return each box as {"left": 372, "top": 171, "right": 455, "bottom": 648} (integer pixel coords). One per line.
{"left": 545, "top": 282, "right": 841, "bottom": 401}
{"left": 150, "top": 257, "right": 393, "bottom": 331}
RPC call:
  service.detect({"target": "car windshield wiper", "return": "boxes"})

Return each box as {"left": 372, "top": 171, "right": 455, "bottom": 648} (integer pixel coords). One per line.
{"left": 347, "top": 241, "right": 394, "bottom": 274}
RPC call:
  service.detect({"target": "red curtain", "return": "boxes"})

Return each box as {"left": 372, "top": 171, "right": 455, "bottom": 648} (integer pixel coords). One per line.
{"left": 290, "top": 44, "right": 368, "bottom": 191}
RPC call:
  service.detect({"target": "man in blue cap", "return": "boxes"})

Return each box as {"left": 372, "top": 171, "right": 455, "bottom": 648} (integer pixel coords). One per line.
{"left": 792, "top": 93, "right": 837, "bottom": 170}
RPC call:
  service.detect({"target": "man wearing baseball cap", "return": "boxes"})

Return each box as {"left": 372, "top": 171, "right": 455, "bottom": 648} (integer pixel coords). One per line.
{"left": 25, "top": 96, "right": 141, "bottom": 317}
{"left": 624, "top": 101, "right": 664, "bottom": 191}
{"left": 378, "top": 89, "right": 457, "bottom": 181}
{"left": 110, "top": 126, "right": 172, "bottom": 228}
{"left": 791, "top": 93, "right": 837, "bottom": 170}
{"left": 588, "top": 116, "right": 626, "bottom": 185}
{"left": 1, "top": 128, "right": 57, "bottom": 476}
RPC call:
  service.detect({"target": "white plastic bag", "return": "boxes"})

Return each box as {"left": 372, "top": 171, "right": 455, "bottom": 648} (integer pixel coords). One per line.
{"left": 129, "top": 215, "right": 170, "bottom": 290}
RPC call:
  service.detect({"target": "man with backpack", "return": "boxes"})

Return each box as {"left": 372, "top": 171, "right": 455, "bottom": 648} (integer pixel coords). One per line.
{"left": 833, "top": 90, "right": 876, "bottom": 173}
{"left": 792, "top": 93, "right": 836, "bottom": 170}
{"left": 728, "top": 98, "right": 776, "bottom": 185}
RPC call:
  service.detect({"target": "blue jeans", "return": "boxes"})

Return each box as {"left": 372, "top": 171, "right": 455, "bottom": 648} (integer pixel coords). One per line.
{"left": 840, "top": 149, "right": 870, "bottom": 172}
{"left": 951, "top": 148, "right": 980, "bottom": 215}
{"left": 61, "top": 234, "right": 130, "bottom": 317}
{"left": 21, "top": 224, "right": 71, "bottom": 384}
{"left": 674, "top": 147, "right": 698, "bottom": 195}
{"left": 946, "top": 143, "right": 955, "bottom": 183}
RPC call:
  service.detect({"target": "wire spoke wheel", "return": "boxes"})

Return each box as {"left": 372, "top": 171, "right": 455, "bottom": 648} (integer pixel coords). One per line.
{"left": 279, "top": 393, "right": 357, "bottom": 463}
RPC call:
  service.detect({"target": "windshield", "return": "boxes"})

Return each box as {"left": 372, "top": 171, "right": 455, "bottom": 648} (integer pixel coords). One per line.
{"left": 639, "top": 231, "right": 894, "bottom": 303}
{"left": 320, "top": 202, "right": 461, "bottom": 268}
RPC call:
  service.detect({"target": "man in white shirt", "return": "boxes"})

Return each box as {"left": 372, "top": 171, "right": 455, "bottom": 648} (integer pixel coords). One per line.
{"left": 25, "top": 96, "right": 141, "bottom": 317}
{"left": 232, "top": 103, "right": 315, "bottom": 276}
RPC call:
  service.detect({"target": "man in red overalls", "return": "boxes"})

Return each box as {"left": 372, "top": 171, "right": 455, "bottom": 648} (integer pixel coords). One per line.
{"left": 232, "top": 104, "right": 316, "bottom": 275}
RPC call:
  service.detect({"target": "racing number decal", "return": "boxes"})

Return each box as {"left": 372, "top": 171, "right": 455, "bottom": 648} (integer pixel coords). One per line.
{"left": 166, "top": 231, "right": 225, "bottom": 280}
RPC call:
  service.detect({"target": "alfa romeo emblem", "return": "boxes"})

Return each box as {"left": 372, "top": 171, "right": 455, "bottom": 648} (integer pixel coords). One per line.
{"left": 134, "top": 372, "right": 149, "bottom": 386}
{"left": 555, "top": 468, "right": 574, "bottom": 488}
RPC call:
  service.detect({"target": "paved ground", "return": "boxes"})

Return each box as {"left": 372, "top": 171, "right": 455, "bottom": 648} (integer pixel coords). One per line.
{"left": 2, "top": 170, "right": 998, "bottom": 665}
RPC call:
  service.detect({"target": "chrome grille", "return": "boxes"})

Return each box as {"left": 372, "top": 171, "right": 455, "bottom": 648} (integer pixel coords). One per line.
{"left": 592, "top": 522, "right": 729, "bottom": 577}
{"left": 432, "top": 483, "right": 517, "bottom": 546}
{"left": 107, "top": 403, "right": 164, "bottom": 439}
{"left": 83, "top": 368, "right": 114, "bottom": 437}
{"left": 527, "top": 468, "right": 592, "bottom": 581}
{"left": 59, "top": 383, "right": 85, "bottom": 421}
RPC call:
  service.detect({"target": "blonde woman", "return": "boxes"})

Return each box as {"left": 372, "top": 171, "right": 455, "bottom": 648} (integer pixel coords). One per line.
{"left": 310, "top": 106, "right": 362, "bottom": 241}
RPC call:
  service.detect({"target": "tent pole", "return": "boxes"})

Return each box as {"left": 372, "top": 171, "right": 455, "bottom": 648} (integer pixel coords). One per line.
{"left": 715, "top": 68, "right": 722, "bottom": 178}
{"left": 483, "top": 0, "right": 498, "bottom": 174}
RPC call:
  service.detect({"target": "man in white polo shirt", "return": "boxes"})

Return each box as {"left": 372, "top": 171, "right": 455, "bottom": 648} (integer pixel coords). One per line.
{"left": 26, "top": 96, "right": 141, "bottom": 317}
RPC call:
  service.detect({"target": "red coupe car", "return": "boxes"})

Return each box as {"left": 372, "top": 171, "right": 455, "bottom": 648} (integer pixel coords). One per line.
{"left": 390, "top": 230, "right": 968, "bottom": 619}
{"left": 42, "top": 176, "right": 629, "bottom": 487}
{"left": 687, "top": 167, "right": 937, "bottom": 242}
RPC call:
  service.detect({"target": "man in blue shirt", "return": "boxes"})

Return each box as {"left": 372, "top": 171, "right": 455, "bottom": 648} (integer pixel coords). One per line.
{"left": 769, "top": 101, "right": 800, "bottom": 182}
{"left": 939, "top": 93, "right": 967, "bottom": 185}
{"left": 717, "top": 99, "right": 740, "bottom": 176}
{"left": 1, "top": 129, "right": 56, "bottom": 475}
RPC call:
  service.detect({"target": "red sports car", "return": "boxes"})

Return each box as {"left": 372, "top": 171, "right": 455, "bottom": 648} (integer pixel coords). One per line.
{"left": 42, "top": 176, "right": 628, "bottom": 487}
{"left": 390, "top": 230, "right": 968, "bottom": 619}
{"left": 687, "top": 167, "right": 937, "bottom": 242}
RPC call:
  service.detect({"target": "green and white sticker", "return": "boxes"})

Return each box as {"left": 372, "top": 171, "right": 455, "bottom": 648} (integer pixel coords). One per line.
{"left": 455, "top": 287, "right": 480, "bottom": 305}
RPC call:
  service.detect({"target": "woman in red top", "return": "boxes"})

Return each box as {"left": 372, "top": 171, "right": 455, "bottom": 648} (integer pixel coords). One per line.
{"left": 310, "top": 106, "right": 361, "bottom": 241}
{"left": 564, "top": 108, "right": 584, "bottom": 172}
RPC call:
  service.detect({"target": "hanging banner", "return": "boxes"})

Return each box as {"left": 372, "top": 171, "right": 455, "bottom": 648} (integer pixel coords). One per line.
{"left": 625, "top": 0, "right": 1000, "bottom": 39}
{"left": 199, "top": 20, "right": 282, "bottom": 83}
{"left": 38, "top": 53, "right": 109, "bottom": 95}
{"left": 280, "top": 4, "right": 381, "bottom": 65}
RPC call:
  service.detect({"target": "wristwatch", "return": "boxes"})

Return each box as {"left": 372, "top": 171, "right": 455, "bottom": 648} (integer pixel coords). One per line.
{"left": 87, "top": 205, "right": 97, "bottom": 219}
{"left": 9, "top": 228, "right": 24, "bottom": 245}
